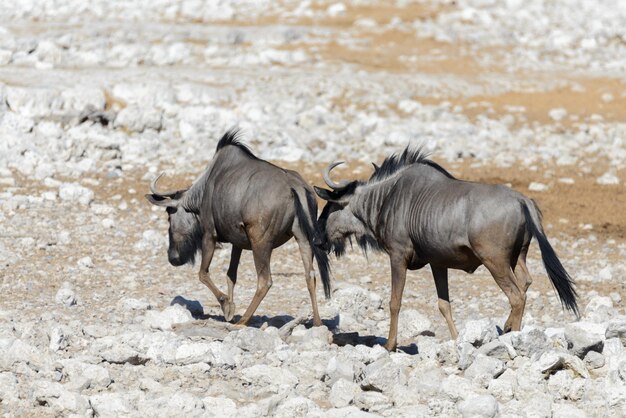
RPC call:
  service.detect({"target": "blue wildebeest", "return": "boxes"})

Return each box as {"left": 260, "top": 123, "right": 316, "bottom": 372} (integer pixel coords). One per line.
{"left": 314, "top": 147, "right": 578, "bottom": 351}
{"left": 146, "top": 130, "right": 331, "bottom": 326}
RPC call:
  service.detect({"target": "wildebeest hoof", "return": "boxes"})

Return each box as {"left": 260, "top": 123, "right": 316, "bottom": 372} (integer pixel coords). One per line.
{"left": 222, "top": 301, "right": 236, "bottom": 322}
{"left": 384, "top": 342, "right": 397, "bottom": 352}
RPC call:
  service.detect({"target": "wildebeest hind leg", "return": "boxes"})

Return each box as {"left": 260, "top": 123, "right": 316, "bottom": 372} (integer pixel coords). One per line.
{"left": 512, "top": 248, "right": 532, "bottom": 328}
{"left": 237, "top": 244, "right": 273, "bottom": 326}
{"left": 384, "top": 257, "right": 407, "bottom": 351}
{"left": 293, "top": 231, "right": 322, "bottom": 327}
{"left": 483, "top": 259, "right": 525, "bottom": 333}
{"left": 198, "top": 236, "right": 231, "bottom": 319}
{"left": 224, "top": 246, "right": 242, "bottom": 322}
{"left": 431, "top": 265, "right": 458, "bottom": 339}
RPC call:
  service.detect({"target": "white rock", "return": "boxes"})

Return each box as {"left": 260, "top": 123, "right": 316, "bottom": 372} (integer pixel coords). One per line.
{"left": 330, "top": 378, "right": 359, "bottom": 408}
{"left": 0, "top": 337, "right": 42, "bottom": 371}
{"left": 510, "top": 328, "right": 549, "bottom": 357}
{"left": 114, "top": 105, "right": 162, "bottom": 132}
{"left": 548, "top": 107, "right": 567, "bottom": 121}
{"left": 476, "top": 340, "right": 515, "bottom": 361}
{"left": 537, "top": 350, "right": 589, "bottom": 378}
{"left": 144, "top": 305, "right": 193, "bottom": 330}
{"left": 564, "top": 322, "right": 606, "bottom": 358}
{"left": 457, "top": 394, "right": 499, "bottom": 418}
{"left": 440, "top": 375, "right": 476, "bottom": 401}
{"left": 327, "top": 3, "right": 347, "bottom": 17}
{"left": 289, "top": 325, "right": 333, "bottom": 349}
{"left": 398, "top": 309, "right": 433, "bottom": 340}
{"left": 202, "top": 397, "right": 238, "bottom": 416}
{"left": 362, "top": 356, "right": 406, "bottom": 394}
{"left": 552, "top": 403, "right": 587, "bottom": 418}
{"left": 596, "top": 172, "right": 620, "bottom": 185}
{"left": 30, "top": 381, "right": 91, "bottom": 415}
{"left": 606, "top": 317, "right": 626, "bottom": 345}
{"left": 584, "top": 295, "right": 614, "bottom": 322}
{"left": 77, "top": 256, "right": 93, "bottom": 269}
{"left": 408, "top": 367, "right": 444, "bottom": 397}
{"left": 48, "top": 327, "right": 68, "bottom": 352}
{"left": 275, "top": 396, "right": 320, "bottom": 418}
{"left": 224, "top": 326, "right": 285, "bottom": 353}
{"left": 89, "top": 392, "right": 131, "bottom": 416}
{"left": 355, "top": 390, "right": 392, "bottom": 413}
{"left": 464, "top": 354, "right": 506, "bottom": 381}
{"left": 58, "top": 183, "right": 94, "bottom": 205}
{"left": 487, "top": 368, "right": 516, "bottom": 401}
{"left": 598, "top": 266, "right": 613, "bottom": 281}
{"left": 528, "top": 182, "right": 549, "bottom": 192}
{"left": 59, "top": 359, "right": 111, "bottom": 388}
{"left": 458, "top": 319, "right": 499, "bottom": 347}
{"left": 584, "top": 350, "right": 605, "bottom": 369}
{"left": 55, "top": 282, "right": 77, "bottom": 307}
{"left": 240, "top": 364, "right": 298, "bottom": 394}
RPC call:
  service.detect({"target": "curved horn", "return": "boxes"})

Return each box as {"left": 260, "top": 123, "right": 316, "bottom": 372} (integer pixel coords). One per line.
{"left": 323, "top": 161, "right": 350, "bottom": 189}
{"left": 150, "top": 172, "right": 180, "bottom": 197}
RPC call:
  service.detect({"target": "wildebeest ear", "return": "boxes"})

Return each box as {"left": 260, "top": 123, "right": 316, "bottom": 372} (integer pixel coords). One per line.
{"left": 314, "top": 186, "right": 334, "bottom": 201}
{"left": 145, "top": 194, "right": 179, "bottom": 208}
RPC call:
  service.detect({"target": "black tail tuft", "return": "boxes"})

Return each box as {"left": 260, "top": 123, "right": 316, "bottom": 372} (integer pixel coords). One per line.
{"left": 292, "top": 189, "right": 332, "bottom": 299}
{"left": 522, "top": 201, "right": 579, "bottom": 317}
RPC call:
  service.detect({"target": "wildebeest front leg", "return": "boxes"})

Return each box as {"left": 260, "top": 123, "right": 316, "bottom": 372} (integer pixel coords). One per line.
{"left": 431, "top": 265, "right": 459, "bottom": 339}
{"left": 223, "top": 246, "right": 242, "bottom": 322}
{"left": 237, "top": 244, "right": 273, "bottom": 326}
{"left": 197, "top": 236, "right": 230, "bottom": 318}
{"left": 294, "top": 231, "right": 322, "bottom": 326}
{"left": 384, "top": 257, "right": 407, "bottom": 351}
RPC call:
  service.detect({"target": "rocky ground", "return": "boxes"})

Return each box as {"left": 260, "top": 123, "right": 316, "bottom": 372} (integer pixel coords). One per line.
{"left": 1, "top": 1, "right": 625, "bottom": 417}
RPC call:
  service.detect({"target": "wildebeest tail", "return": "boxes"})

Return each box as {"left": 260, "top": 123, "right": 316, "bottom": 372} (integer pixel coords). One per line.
{"left": 522, "top": 199, "right": 579, "bottom": 317}
{"left": 292, "top": 188, "right": 332, "bottom": 299}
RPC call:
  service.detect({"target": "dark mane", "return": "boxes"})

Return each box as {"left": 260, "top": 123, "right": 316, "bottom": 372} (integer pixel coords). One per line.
{"left": 369, "top": 146, "right": 455, "bottom": 182}
{"left": 215, "top": 129, "right": 257, "bottom": 159}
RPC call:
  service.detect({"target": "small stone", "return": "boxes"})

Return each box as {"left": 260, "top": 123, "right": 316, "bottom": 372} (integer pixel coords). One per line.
{"left": 327, "top": 3, "right": 347, "bottom": 17}
{"left": 548, "top": 108, "right": 567, "bottom": 121}
{"left": 77, "top": 256, "right": 93, "bottom": 269}
{"left": 584, "top": 295, "right": 614, "bottom": 322}
{"left": 564, "top": 322, "right": 606, "bottom": 358}
{"left": 58, "top": 183, "right": 94, "bottom": 205}
{"left": 49, "top": 327, "right": 69, "bottom": 352}
{"left": 596, "top": 172, "right": 620, "bottom": 185}
{"left": 224, "top": 326, "right": 285, "bottom": 353}
{"left": 476, "top": 340, "right": 515, "bottom": 361}
{"left": 487, "top": 369, "right": 516, "bottom": 401}
{"left": 464, "top": 355, "right": 506, "bottom": 381}
{"left": 361, "top": 356, "right": 406, "bottom": 393}
{"left": 329, "top": 378, "right": 359, "bottom": 408}
{"left": 398, "top": 309, "right": 434, "bottom": 340}
{"left": 584, "top": 350, "right": 605, "bottom": 369}
{"left": 457, "top": 394, "right": 499, "bottom": 418}
{"left": 510, "top": 328, "right": 549, "bottom": 357}
{"left": 537, "top": 350, "right": 589, "bottom": 378}
{"left": 528, "top": 182, "right": 549, "bottom": 192}
{"left": 552, "top": 403, "right": 587, "bottom": 418}
{"left": 605, "top": 317, "right": 626, "bottom": 345}
{"left": 55, "top": 283, "right": 77, "bottom": 307}
{"left": 598, "top": 266, "right": 613, "bottom": 281}
{"left": 144, "top": 305, "right": 193, "bottom": 330}
{"left": 458, "top": 319, "right": 499, "bottom": 347}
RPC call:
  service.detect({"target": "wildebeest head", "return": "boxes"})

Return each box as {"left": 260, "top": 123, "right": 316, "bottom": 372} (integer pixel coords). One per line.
{"left": 145, "top": 173, "right": 202, "bottom": 266}
{"left": 314, "top": 162, "right": 373, "bottom": 257}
